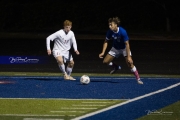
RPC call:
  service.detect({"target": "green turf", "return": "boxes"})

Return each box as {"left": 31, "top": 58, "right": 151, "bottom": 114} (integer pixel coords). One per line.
{"left": 0, "top": 72, "right": 180, "bottom": 78}
{"left": 0, "top": 99, "right": 125, "bottom": 120}
{"left": 137, "top": 101, "right": 180, "bottom": 120}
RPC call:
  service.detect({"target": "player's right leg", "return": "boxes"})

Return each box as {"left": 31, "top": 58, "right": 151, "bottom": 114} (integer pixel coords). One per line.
{"left": 53, "top": 50, "right": 69, "bottom": 80}
{"left": 103, "top": 54, "right": 114, "bottom": 64}
{"left": 55, "top": 56, "right": 69, "bottom": 80}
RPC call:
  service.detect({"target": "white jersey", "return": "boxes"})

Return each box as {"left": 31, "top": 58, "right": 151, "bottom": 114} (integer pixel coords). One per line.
{"left": 46, "top": 29, "right": 77, "bottom": 51}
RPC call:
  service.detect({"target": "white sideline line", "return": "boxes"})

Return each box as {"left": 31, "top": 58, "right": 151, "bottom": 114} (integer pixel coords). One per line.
{"left": 69, "top": 115, "right": 76, "bottom": 116}
{"left": 71, "top": 82, "right": 180, "bottom": 120}
{"left": 0, "top": 114, "right": 65, "bottom": 117}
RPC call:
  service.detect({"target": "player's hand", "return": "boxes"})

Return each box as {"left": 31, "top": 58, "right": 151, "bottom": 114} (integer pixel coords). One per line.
{"left": 75, "top": 50, "right": 80, "bottom": 55}
{"left": 47, "top": 50, "right": 51, "bottom": 55}
{"left": 99, "top": 53, "right": 104, "bottom": 58}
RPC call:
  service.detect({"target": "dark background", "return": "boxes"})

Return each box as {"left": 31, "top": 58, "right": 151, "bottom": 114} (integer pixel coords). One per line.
{"left": 0, "top": 0, "right": 180, "bottom": 33}
{"left": 0, "top": 0, "right": 180, "bottom": 75}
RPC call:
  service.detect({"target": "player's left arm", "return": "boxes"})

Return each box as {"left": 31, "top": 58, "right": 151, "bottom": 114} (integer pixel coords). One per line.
{"left": 71, "top": 33, "right": 80, "bottom": 55}
{"left": 125, "top": 41, "right": 133, "bottom": 63}
{"left": 125, "top": 41, "right": 131, "bottom": 57}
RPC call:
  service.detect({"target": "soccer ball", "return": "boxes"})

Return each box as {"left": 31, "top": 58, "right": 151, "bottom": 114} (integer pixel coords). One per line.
{"left": 80, "top": 75, "right": 90, "bottom": 84}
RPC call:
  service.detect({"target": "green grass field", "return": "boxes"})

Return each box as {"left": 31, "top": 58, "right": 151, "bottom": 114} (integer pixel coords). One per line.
{"left": 0, "top": 99, "right": 179, "bottom": 120}
{"left": 0, "top": 99, "right": 125, "bottom": 120}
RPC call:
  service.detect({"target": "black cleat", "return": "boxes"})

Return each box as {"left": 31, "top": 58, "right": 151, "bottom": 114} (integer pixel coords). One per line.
{"left": 110, "top": 66, "right": 121, "bottom": 74}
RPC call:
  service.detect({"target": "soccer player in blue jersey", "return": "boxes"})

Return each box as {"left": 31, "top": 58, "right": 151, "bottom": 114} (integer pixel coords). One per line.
{"left": 99, "top": 17, "right": 143, "bottom": 84}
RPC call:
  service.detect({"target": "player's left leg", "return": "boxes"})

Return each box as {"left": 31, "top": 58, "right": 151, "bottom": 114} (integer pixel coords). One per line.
{"left": 64, "top": 51, "right": 76, "bottom": 80}
{"left": 66, "top": 60, "right": 76, "bottom": 80}
{"left": 122, "top": 49, "right": 143, "bottom": 84}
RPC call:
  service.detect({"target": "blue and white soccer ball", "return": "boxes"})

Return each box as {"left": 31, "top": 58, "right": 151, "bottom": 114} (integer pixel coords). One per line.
{"left": 80, "top": 75, "right": 90, "bottom": 84}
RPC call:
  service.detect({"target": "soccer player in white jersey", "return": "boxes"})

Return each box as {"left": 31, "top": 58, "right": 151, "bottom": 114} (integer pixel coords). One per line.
{"left": 46, "top": 20, "right": 80, "bottom": 80}
{"left": 99, "top": 17, "right": 143, "bottom": 84}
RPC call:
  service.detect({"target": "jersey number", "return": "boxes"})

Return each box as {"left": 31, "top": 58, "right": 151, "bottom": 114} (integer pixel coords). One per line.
{"left": 63, "top": 40, "right": 69, "bottom": 44}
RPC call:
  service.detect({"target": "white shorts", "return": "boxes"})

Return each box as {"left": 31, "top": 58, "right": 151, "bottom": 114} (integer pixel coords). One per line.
{"left": 53, "top": 50, "right": 73, "bottom": 63}
{"left": 108, "top": 47, "right": 132, "bottom": 58}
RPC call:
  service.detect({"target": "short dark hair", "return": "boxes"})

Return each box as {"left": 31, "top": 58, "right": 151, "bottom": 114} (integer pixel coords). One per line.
{"left": 108, "top": 17, "right": 120, "bottom": 26}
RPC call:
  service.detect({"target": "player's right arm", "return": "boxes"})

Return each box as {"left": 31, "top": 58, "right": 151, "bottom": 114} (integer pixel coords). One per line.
{"left": 46, "top": 32, "right": 58, "bottom": 55}
{"left": 99, "top": 40, "right": 108, "bottom": 58}
{"left": 99, "top": 30, "right": 111, "bottom": 58}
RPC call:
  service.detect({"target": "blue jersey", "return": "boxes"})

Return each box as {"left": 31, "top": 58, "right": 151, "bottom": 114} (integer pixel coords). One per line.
{"left": 106, "top": 27, "right": 129, "bottom": 50}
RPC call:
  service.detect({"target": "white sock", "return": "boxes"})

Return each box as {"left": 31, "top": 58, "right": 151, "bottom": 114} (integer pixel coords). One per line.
{"left": 109, "top": 62, "right": 113, "bottom": 66}
{"left": 58, "top": 64, "right": 66, "bottom": 74}
{"left": 109, "top": 62, "right": 121, "bottom": 69}
{"left": 66, "top": 67, "right": 73, "bottom": 76}
{"left": 131, "top": 66, "right": 136, "bottom": 72}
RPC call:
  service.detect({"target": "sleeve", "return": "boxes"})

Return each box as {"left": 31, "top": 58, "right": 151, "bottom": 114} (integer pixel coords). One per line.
{"left": 71, "top": 33, "right": 77, "bottom": 51}
{"left": 46, "top": 32, "right": 58, "bottom": 50}
{"left": 105, "top": 30, "right": 112, "bottom": 41}
{"left": 122, "top": 29, "right": 129, "bottom": 42}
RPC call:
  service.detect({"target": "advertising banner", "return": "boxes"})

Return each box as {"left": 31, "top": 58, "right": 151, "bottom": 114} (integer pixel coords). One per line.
{"left": 0, "top": 56, "right": 49, "bottom": 64}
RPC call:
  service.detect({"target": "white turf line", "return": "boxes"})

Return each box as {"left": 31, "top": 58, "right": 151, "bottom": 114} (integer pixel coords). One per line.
{"left": 71, "top": 82, "right": 180, "bottom": 120}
